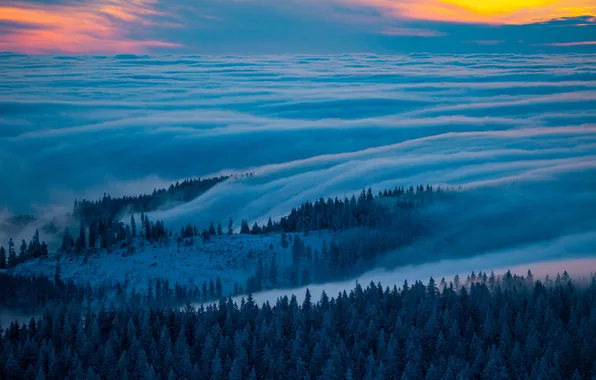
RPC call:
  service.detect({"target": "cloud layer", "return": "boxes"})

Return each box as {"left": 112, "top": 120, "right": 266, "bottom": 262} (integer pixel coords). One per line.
{"left": 1, "top": 53, "right": 595, "bottom": 234}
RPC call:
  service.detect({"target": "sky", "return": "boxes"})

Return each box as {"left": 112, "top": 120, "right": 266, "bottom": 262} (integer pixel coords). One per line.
{"left": 0, "top": 0, "right": 595, "bottom": 54}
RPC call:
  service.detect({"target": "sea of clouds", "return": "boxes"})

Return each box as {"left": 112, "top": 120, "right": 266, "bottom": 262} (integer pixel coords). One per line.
{"left": 1, "top": 53, "right": 596, "bottom": 260}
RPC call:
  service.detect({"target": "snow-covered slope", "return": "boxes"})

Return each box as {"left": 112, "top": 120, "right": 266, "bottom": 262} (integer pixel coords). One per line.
{"left": 11, "top": 232, "right": 330, "bottom": 295}
{"left": 13, "top": 235, "right": 273, "bottom": 294}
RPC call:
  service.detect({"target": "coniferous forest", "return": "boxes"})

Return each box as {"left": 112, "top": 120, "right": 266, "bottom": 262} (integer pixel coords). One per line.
{"left": 1, "top": 183, "right": 452, "bottom": 294}
{"left": 1, "top": 178, "right": 595, "bottom": 380}
{"left": 1, "top": 271, "right": 595, "bottom": 380}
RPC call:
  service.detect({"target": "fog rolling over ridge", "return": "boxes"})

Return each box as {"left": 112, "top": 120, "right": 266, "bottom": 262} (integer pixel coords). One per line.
{"left": 229, "top": 169, "right": 596, "bottom": 306}
{"left": 225, "top": 256, "right": 596, "bottom": 309}
{"left": 375, "top": 169, "right": 596, "bottom": 268}
{"left": 1, "top": 53, "right": 595, "bottom": 271}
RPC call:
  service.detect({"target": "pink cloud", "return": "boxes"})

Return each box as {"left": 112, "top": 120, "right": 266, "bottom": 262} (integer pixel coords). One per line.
{"left": 542, "top": 41, "right": 596, "bottom": 46}
{"left": 0, "top": 1, "right": 182, "bottom": 54}
{"left": 381, "top": 27, "right": 447, "bottom": 37}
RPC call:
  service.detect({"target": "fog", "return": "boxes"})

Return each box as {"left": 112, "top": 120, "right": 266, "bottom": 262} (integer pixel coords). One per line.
{"left": 2, "top": 54, "right": 595, "bottom": 225}
{"left": 221, "top": 255, "right": 596, "bottom": 309}
{"left": 1, "top": 54, "right": 595, "bottom": 299}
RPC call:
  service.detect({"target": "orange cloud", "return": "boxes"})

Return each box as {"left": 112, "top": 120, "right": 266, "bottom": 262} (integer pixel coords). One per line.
{"left": 345, "top": 0, "right": 596, "bottom": 24}
{"left": 0, "top": 1, "right": 181, "bottom": 54}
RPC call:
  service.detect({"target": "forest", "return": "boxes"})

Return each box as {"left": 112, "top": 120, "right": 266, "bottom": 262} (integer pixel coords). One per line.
{"left": 0, "top": 270, "right": 594, "bottom": 380}
{"left": 1, "top": 178, "right": 595, "bottom": 380}
{"left": 72, "top": 176, "right": 233, "bottom": 224}
{"left": 0, "top": 271, "right": 225, "bottom": 311}
{"left": 1, "top": 183, "right": 453, "bottom": 297}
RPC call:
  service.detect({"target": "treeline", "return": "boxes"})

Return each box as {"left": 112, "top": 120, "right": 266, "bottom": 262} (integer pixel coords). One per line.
{"left": 0, "top": 271, "right": 90, "bottom": 309}
{"left": 39, "top": 185, "right": 447, "bottom": 297}
{"left": 72, "top": 175, "right": 234, "bottom": 224}
{"left": 238, "top": 185, "right": 448, "bottom": 236}
{"left": 242, "top": 223, "right": 428, "bottom": 295}
{"left": 6, "top": 184, "right": 449, "bottom": 297}
{"left": 0, "top": 231, "right": 49, "bottom": 270}
{"left": 58, "top": 184, "right": 446, "bottom": 256}
{"left": 179, "top": 185, "right": 449, "bottom": 244}
{"left": 0, "top": 270, "right": 230, "bottom": 311}
{"left": 1, "top": 271, "right": 595, "bottom": 380}
{"left": 59, "top": 213, "right": 171, "bottom": 256}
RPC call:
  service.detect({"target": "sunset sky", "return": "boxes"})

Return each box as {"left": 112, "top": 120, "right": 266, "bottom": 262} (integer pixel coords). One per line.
{"left": 0, "top": 0, "right": 595, "bottom": 54}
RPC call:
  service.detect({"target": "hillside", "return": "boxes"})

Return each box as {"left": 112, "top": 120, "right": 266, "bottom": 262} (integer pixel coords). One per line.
{"left": 11, "top": 232, "right": 331, "bottom": 296}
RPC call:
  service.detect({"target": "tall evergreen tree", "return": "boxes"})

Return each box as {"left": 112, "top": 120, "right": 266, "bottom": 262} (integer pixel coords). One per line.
{"left": 281, "top": 231, "right": 288, "bottom": 256}
{"left": 76, "top": 220, "right": 86, "bottom": 253}
{"left": 0, "top": 246, "right": 6, "bottom": 269}
{"left": 227, "top": 218, "right": 234, "bottom": 235}
{"left": 19, "top": 239, "right": 27, "bottom": 261}
{"left": 131, "top": 215, "right": 137, "bottom": 237}
{"left": 7, "top": 238, "right": 17, "bottom": 268}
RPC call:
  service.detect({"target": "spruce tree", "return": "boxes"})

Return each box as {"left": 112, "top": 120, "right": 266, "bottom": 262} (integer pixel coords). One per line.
{"left": 7, "top": 238, "right": 17, "bottom": 268}
{"left": 226, "top": 217, "right": 233, "bottom": 235}
{"left": 131, "top": 214, "right": 136, "bottom": 237}
{"left": 0, "top": 246, "right": 6, "bottom": 269}
{"left": 77, "top": 220, "right": 86, "bottom": 253}
{"left": 19, "top": 239, "right": 27, "bottom": 261}
{"left": 280, "top": 231, "right": 288, "bottom": 257}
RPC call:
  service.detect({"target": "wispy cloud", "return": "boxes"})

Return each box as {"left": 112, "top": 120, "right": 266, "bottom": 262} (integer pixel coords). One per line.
{"left": 465, "top": 40, "right": 504, "bottom": 46}
{"left": 0, "top": 0, "right": 595, "bottom": 54}
{"left": 380, "top": 27, "right": 446, "bottom": 37}
{"left": 541, "top": 41, "right": 596, "bottom": 47}
{"left": 0, "top": 0, "right": 181, "bottom": 54}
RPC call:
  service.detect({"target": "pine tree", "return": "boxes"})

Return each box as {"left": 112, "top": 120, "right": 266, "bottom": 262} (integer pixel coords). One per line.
{"left": 89, "top": 221, "right": 97, "bottom": 249}
{"left": 77, "top": 220, "right": 86, "bottom": 253}
{"left": 189, "top": 364, "right": 201, "bottom": 380}
{"left": 269, "top": 256, "right": 278, "bottom": 287}
{"left": 7, "top": 238, "right": 17, "bottom": 268}
{"left": 247, "top": 367, "right": 257, "bottom": 380}
{"left": 228, "top": 218, "right": 234, "bottom": 235}
{"left": 216, "top": 277, "right": 223, "bottom": 298}
{"left": 209, "top": 279, "right": 216, "bottom": 298}
{"left": 131, "top": 214, "right": 137, "bottom": 237}
{"left": 281, "top": 231, "right": 288, "bottom": 257}
{"left": 61, "top": 228, "right": 71, "bottom": 252}
{"left": 0, "top": 246, "right": 6, "bottom": 269}
{"left": 229, "top": 358, "right": 243, "bottom": 380}
{"left": 145, "top": 215, "right": 151, "bottom": 241}
{"left": 240, "top": 220, "right": 250, "bottom": 234}
{"left": 20, "top": 239, "right": 27, "bottom": 261}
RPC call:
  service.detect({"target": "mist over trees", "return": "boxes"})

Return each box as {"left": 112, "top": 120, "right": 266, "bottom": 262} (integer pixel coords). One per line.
{"left": 72, "top": 176, "right": 232, "bottom": 224}
{"left": 0, "top": 269, "right": 226, "bottom": 312}
{"left": 1, "top": 271, "right": 595, "bottom": 380}
{"left": 0, "top": 231, "right": 49, "bottom": 269}
{"left": 1, "top": 184, "right": 457, "bottom": 301}
{"left": 1, "top": 176, "right": 595, "bottom": 380}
